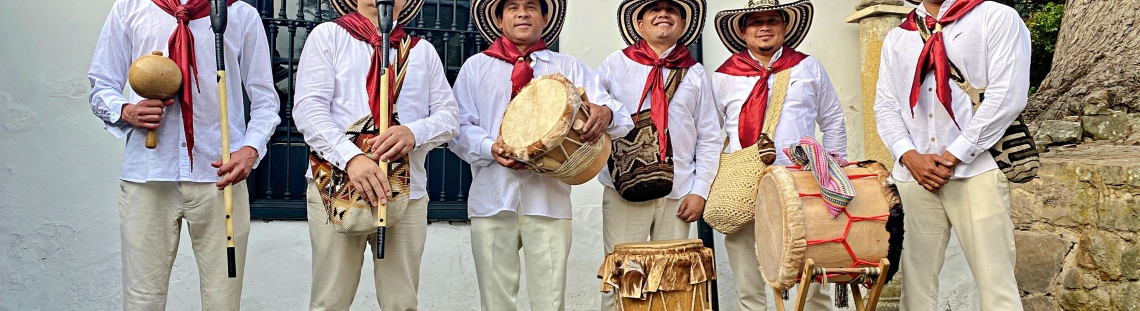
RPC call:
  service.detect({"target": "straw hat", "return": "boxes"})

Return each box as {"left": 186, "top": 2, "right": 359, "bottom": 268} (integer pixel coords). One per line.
{"left": 329, "top": 0, "right": 426, "bottom": 25}
{"left": 617, "top": 0, "right": 707, "bottom": 47}
{"left": 713, "top": 0, "right": 814, "bottom": 53}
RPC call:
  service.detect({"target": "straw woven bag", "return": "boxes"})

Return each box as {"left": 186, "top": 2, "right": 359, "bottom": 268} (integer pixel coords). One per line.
{"left": 704, "top": 69, "right": 791, "bottom": 235}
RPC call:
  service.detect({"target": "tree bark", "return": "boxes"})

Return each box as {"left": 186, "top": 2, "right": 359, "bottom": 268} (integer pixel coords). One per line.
{"left": 1024, "top": 0, "right": 1140, "bottom": 123}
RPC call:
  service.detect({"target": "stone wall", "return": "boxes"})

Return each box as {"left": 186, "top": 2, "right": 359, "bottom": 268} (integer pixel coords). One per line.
{"left": 1010, "top": 145, "right": 1140, "bottom": 311}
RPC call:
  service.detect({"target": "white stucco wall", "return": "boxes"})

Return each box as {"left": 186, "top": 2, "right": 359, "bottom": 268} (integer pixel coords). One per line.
{"left": 0, "top": 0, "right": 976, "bottom": 310}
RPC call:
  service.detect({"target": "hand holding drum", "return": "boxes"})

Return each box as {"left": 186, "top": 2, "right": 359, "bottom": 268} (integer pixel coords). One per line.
{"left": 127, "top": 51, "right": 181, "bottom": 149}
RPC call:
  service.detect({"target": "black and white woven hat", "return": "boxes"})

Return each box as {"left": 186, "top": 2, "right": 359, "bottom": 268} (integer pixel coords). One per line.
{"left": 328, "top": 0, "right": 426, "bottom": 25}
{"left": 471, "top": 0, "right": 567, "bottom": 43}
{"left": 617, "top": 0, "right": 707, "bottom": 47}
{"left": 713, "top": 0, "right": 814, "bottom": 53}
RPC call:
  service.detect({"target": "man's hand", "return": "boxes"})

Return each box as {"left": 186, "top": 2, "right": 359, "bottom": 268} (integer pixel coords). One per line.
{"left": 676, "top": 194, "right": 705, "bottom": 223}
{"left": 367, "top": 125, "right": 416, "bottom": 162}
{"left": 345, "top": 154, "right": 391, "bottom": 206}
{"left": 121, "top": 99, "right": 175, "bottom": 130}
{"left": 900, "top": 150, "right": 954, "bottom": 192}
{"left": 580, "top": 102, "right": 612, "bottom": 143}
{"left": 492, "top": 142, "right": 528, "bottom": 170}
{"left": 940, "top": 151, "right": 962, "bottom": 167}
{"left": 212, "top": 146, "right": 260, "bottom": 189}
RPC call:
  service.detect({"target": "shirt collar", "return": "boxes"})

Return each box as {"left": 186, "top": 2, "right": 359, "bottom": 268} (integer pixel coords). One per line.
{"left": 750, "top": 46, "right": 785, "bottom": 68}
{"left": 914, "top": 0, "right": 957, "bottom": 19}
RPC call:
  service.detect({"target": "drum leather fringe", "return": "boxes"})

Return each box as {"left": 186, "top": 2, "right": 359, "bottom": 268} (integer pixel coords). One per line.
{"left": 858, "top": 161, "right": 905, "bottom": 283}
{"left": 598, "top": 247, "right": 716, "bottom": 299}
{"left": 834, "top": 284, "right": 849, "bottom": 309}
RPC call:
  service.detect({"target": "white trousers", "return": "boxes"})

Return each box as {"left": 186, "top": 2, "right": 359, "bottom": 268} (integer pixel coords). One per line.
{"left": 897, "top": 169, "right": 1022, "bottom": 311}
{"left": 306, "top": 182, "right": 428, "bottom": 311}
{"left": 600, "top": 187, "right": 693, "bottom": 310}
{"left": 119, "top": 181, "right": 250, "bottom": 311}
{"left": 725, "top": 223, "right": 833, "bottom": 311}
{"left": 470, "top": 211, "right": 573, "bottom": 311}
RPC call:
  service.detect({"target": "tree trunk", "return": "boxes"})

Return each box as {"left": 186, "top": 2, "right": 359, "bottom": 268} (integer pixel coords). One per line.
{"left": 1024, "top": 0, "right": 1140, "bottom": 123}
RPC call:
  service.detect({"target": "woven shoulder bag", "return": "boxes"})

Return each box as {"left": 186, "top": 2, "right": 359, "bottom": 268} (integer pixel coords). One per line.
{"left": 704, "top": 69, "right": 791, "bottom": 234}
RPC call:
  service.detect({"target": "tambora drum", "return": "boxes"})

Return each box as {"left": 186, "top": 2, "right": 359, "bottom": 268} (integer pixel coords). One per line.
{"left": 598, "top": 239, "right": 716, "bottom": 311}
{"left": 754, "top": 161, "right": 903, "bottom": 292}
{"left": 497, "top": 73, "right": 611, "bottom": 185}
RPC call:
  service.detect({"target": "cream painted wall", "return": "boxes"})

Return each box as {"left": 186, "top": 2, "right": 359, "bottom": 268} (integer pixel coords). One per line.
{"left": 0, "top": 0, "right": 977, "bottom": 310}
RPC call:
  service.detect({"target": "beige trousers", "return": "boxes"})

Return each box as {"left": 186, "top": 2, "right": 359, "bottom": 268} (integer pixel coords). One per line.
{"left": 470, "top": 211, "right": 573, "bottom": 311}
{"left": 119, "top": 180, "right": 250, "bottom": 311}
{"left": 600, "top": 187, "right": 693, "bottom": 310}
{"left": 725, "top": 223, "right": 833, "bottom": 311}
{"left": 306, "top": 182, "right": 428, "bottom": 311}
{"left": 897, "top": 169, "right": 1022, "bottom": 311}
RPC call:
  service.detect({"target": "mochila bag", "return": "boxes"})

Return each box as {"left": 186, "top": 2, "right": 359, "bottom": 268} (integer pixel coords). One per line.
{"left": 704, "top": 69, "right": 791, "bottom": 235}
{"left": 608, "top": 68, "right": 688, "bottom": 202}
{"left": 308, "top": 37, "right": 416, "bottom": 235}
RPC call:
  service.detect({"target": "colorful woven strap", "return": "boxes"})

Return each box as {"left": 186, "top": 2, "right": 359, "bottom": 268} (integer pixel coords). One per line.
{"left": 784, "top": 136, "right": 855, "bottom": 218}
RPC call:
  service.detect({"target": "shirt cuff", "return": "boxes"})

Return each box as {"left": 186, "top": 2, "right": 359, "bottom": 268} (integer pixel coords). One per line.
{"left": 889, "top": 138, "right": 917, "bottom": 162}
{"left": 946, "top": 137, "right": 984, "bottom": 164}
{"left": 242, "top": 132, "right": 271, "bottom": 170}
{"left": 480, "top": 138, "right": 496, "bottom": 162}
{"left": 403, "top": 121, "right": 428, "bottom": 149}
{"left": 690, "top": 179, "right": 713, "bottom": 200}
{"left": 332, "top": 140, "right": 365, "bottom": 171}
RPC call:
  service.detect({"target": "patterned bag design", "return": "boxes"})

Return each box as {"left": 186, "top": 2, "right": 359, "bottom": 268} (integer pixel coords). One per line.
{"left": 308, "top": 36, "right": 415, "bottom": 235}
{"left": 704, "top": 69, "right": 791, "bottom": 235}
{"left": 608, "top": 68, "right": 688, "bottom": 202}
{"left": 914, "top": 19, "right": 1039, "bottom": 183}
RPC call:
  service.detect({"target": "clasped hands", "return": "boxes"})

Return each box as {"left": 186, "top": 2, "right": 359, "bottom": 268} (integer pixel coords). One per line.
{"left": 900, "top": 150, "right": 962, "bottom": 192}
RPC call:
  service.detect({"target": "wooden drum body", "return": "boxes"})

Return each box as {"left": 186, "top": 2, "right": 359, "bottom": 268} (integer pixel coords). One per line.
{"left": 754, "top": 161, "right": 903, "bottom": 292}
{"left": 599, "top": 239, "right": 716, "bottom": 311}
{"left": 498, "top": 73, "right": 611, "bottom": 185}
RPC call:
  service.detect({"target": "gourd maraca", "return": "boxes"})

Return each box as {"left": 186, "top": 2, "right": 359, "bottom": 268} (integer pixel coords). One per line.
{"left": 127, "top": 51, "right": 181, "bottom": 149}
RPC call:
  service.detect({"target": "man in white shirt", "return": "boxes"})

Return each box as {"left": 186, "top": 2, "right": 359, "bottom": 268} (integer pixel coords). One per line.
{"left": 449, "top": 0, "right": 633, "bottom": 309}
{"left": 292, "top": 0, "right": 459, "bottom": 310}
{"left": 710, "top": 0, "right": 842, "bottom": 310}
{"left": 595, "top": 0, "right": 719, "bottom": 309}
{"left": 874, "top": 0, "right": 1030, "bottom": 310}
{"left": 87, "top": 0, "right": 281, "bottom": 309}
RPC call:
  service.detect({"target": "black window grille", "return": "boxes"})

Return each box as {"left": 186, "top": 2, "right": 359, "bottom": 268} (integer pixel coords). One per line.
{"left": 244, "top": 0, "right": 540, "bottom": 221}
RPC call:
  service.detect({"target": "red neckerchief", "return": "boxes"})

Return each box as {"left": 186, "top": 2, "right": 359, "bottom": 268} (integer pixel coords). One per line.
{"left": 621, "top": 40, "right": 697, "bottom": 161}
{"left": 898, "top": 0, "right": 986, "bottom": 128}
{"left": 715, "top": 47, "right": 808, "bottom": 148}
{"left": 333, "top": 12, "right": 420, "bottom": 128}
{"left": 482, "top": 37, "right": 549, "bottom": 99}
{"left": 151, "top": 0, "right": 237, "bottom": 166}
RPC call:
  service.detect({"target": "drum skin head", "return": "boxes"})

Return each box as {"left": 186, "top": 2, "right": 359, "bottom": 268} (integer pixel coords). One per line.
{"left": 499, "top": 74, "right": 578, "bottom": 162}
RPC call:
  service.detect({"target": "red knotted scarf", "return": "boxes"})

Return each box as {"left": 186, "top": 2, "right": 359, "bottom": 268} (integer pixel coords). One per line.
{"left": 898, "top": 0, "right": 986, "bottom": 129}
{"left": 151, "top": 0, "right": 236, "bottom": 166}
{"left": 621, "top": 41, "right": 697, "bottom": 161}
{"left": 715, "top": 47, "right": 808, "bottom": 148}
{"left": 333, "top": 12, "right": 420, "bottom": 128}
{"left": 482, "top": 37, "right": 549, "bottom": 99}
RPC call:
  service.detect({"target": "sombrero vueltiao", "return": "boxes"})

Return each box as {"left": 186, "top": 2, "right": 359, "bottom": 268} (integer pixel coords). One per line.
{"left": 617, "top": 0, "right": 707, "bottom": 47}
{"left": 714, "top": 0, "right": 814, "bottom": 54}
{"left": 329, "top": 0, "right": 426, "bottom": 24}
{"left": 471, "top": 0, "right": 567, "bottom": 43}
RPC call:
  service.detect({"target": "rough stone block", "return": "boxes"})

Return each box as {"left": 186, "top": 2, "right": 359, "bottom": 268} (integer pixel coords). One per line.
{"left": 1126, "top": 113, "right": 1140, "bottom": 145}
{"left": 1070, "top": 186, "right": 1100, "bottom": 226}
{"left": 856, "top": 0, "right": 904, "bottom": 10}
{"left": 1022, "top": 295, "right": 1058, "bottom": 311}
{"left": 1060, "top": 290, "right": 1089, "bottom": 310}
{"left": 1016, "top": 231, "right": 1073, "bottom": 293}
{"left": 1099, "top": 165, "right": 1128, "bottom": 186}
{"left": 1078, "top": 231, "right": 1125, "bottom": 280}
{"left": 1083, "top": 90, "right": 1114, "bottom": 116}
{"left": 1011, "top": 188, "right": 1043, "bottom": 225}
{"left": 1112, "top": 282, "right": 1140, "bottom": 311}
{"left": 1083, "top": 112, "right": 1131, "bottom": 141}
{"left": 1125, "top": 244, "right": 1140, "bottom": 281}
{"left": 1129, "top": 166, "right": 1140, "bottom": 187}
{"left": 1036, "top": 120, "right": 1083, "bottom": 145}
{"left": 1097, "top": 191, "right": 1139, "bottom": 231}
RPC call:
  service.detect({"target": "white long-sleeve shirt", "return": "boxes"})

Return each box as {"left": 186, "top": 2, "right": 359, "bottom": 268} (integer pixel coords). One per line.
{"left": 595, "top": 46, "right": 722, "bottom": 200}
{"left": 450, "top": 50, "right": 634, "bottom": 219}
{"left": 88, "top": 0, "right": 281, "bottom": 183}
{"left": 712, "top": 48, "right": 847, "bottom": 164}
{"left": 874, "top": 1, "right": 1031, "bottom": 182}
{"left": 292, "top": 22, "right": 460, "bottom": 200}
